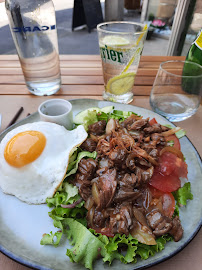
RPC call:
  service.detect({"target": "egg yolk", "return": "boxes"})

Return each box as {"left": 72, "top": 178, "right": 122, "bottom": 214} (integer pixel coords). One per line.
{"left": 4, "top": 131, "right": 46, "bottom": 168}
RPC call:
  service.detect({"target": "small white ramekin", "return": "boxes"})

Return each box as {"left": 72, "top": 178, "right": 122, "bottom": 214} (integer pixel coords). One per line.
{"left": 38, "top": 99, "right": 73, "bottom": 130}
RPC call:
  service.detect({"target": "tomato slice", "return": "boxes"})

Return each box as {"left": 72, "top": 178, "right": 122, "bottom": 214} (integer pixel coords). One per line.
{"left": 149, "top": 186, "right": 175, "bottom": 218}
{"left": 149, "top": 118, "right": 157, "bottom": 126}
{"left": 162, "top": 193, "right": 175, "bottom": 218}
{"left": 159, "top": 152, "right": 188, "bottom": 178}
{"left": 149, "top": 169, "right": 181, "bottom": 192}
{"left": 165, "top": 134, "right": 181, "bottom": 150}
{"left": 159, "top": 152, "right": 177, "bottom": 176}
{"left": 149, "top": 186, "right": 164, "bottom": 198}
{"left": 93, "top": 228, "right": 114, "bottom": 238}
{"left": 175, "top": 158, "right": 188, "bottom": 178}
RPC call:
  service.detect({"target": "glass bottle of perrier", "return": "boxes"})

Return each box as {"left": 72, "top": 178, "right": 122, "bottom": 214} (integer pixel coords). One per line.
{"left": 182, "top": 29, "right": 202, "bottom": 95}
{"left": 186, "top": 29, "right": 202, "bottom": 65}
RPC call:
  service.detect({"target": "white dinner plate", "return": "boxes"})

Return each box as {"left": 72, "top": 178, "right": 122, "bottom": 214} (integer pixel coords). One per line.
{"left": 0, "top": 99, "right": 201, "bottom": 270}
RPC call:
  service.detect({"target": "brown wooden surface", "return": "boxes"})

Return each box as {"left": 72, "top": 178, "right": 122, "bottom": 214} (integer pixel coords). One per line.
{"left": 0, "top": 55, "right": 201, "bottom": 270}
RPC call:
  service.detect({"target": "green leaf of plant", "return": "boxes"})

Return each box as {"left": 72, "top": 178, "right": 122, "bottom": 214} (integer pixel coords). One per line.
{"left": 175, "top": 129, "right": 186, "bottom": 139}
{"left": 63, "top": 219, "right": 106, "bottom": 270}
{"left": 65, "top": 151, "right": 97, "bottom": 178}
{"left": 40, "top": 230, "right": 63, "bottom": 247}
{"left": 173, "top": 182, "right": 193, "bottom": 206}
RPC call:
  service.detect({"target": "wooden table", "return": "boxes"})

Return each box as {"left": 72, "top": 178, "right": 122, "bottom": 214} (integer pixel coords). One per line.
{"left": 0, "top": 55, "right": 201, "bottom": 270}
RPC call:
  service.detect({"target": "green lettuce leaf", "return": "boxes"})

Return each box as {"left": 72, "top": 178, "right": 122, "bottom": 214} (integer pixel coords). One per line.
{"left": 46, "top": 182, "right": 82, "bottom": 207}
{"left": 136, "top": 234, "right": 173, "bottom": 260}
{"left": 97, "top": 111, "right": 109, "bottom": 122}
{"left": 40, "top": 219, "right": 64, "bottom": 247}
{"left": 108, "top": 110, "right": 139, "bottom": 122}
{"left": 46, "top": 181, "right": 87, "bottom": 225}
{"left": 64, "top": 219, "right": 106, "bottom": 270}
{"left": 167, "top": 140, "right": 174, "bottom": 147}
{"left": 175, "top": 129, "right": 186, "bottom": 139}
{"left": 83, "top": 110, "right": 98, "bottom": 130}
{"left": 90, "top": 230, "right": 137, "bottom": 264}
{"left": 163, "top": 125, "right": 186, "bottom": 139}
{"left": 173, "top": 182, "right": 193, "bottom": 206}
{"left": 106, "top": 234, "right": 138, "bottom": 264}
{"left": 45, "top": 149, "right": 97, "bottom": 229}
{"left": 40, "top": 230, "right": 63, "bottom": 246}
{"left": 41, "top": 214, "right": 173, "bottom": 270}
{"left": 90, "top": 230, "right": 172, "bottom": 266}
{"left": 65, "top": 151, "right": 97, "bottom": 178}
{"left": 81, "top": 107, "right": 140, "bottom": 126}
{"left": 173, "top": 204, "right": 180, "bottom": 217}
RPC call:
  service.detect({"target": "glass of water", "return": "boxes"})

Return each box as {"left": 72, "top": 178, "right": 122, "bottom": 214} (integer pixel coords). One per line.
{"left": 5, "top": 0, "right": 61, "bottom": 96}
{"left": 97, "top": 22, "right": 147, "bottom": 104}
{"left": 150, "top": 60, "right": 202, "bottom": 122}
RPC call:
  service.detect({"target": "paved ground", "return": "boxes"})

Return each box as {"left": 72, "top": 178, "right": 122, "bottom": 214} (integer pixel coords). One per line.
{"left": 1, "top": 0, "right": 201, "bottom": 56}
{"left": 0, "top": 0, "right": 169, "bottom": 56}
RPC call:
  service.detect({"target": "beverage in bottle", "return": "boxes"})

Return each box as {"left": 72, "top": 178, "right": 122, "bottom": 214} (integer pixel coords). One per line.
{"left": 185, "top": 29, "right": 202, "bottom": 66}
{"left": 182, "top": 29, "right": 202, "bottom": 95}
{"left": 5, "top": 0, "right": 61, "bottom": 96}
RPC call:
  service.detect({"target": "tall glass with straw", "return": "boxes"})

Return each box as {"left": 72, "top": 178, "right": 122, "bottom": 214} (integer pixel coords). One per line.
{"left": 97, "top": 22, "right": 147, "bottom": 104}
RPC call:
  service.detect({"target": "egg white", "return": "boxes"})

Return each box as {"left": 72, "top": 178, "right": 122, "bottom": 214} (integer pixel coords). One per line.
{"left": 0, "top": 122, "right": 87, "bottom": 204}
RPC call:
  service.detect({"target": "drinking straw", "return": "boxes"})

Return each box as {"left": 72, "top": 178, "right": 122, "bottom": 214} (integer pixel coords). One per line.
{"left": 122, "top": 24, "right": 148, "bottom": 74}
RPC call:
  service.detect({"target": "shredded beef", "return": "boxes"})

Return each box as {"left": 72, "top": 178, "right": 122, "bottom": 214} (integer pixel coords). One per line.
{"left": 129, "top": 131, "right": 144, "bottom": 143}
{"left": 141, "top": 141, "right": 156, "bottom": 153}
{"left": 146, "top": 209, "right": 183, "bottom": 241}
{"left": 96, "top": 168, "right": 117, "bottom": 210}
{"left": 96, "top": 139, "right": 110, "bottom": 156}
{"left": 149, "top": 148, "right": 158, "bottom": 159}
{"left": 144, "top": 124, "right": 162, "bottom": 134}
{"left": 98, "top": 157, "right": 114, "bottom": 170}
{"left": 146, "top": 209, "right": 164, "bottom": 229}
{"left": 108, "top": 147, "right": 128, "bottom": 166}
{"left": 113, "top": 173, "right": 141, "bottom": 203}
{"left": 90, "top": 209, "right": 105, "bottom": 228}
{"left": 88, "top": 120, "right": 106, "bottom": 135}
{"left": 109, "top": 203, "right": 134, "bottom": 235}
{"left": 72, "top": 114, "right": 185, "bottom": 240}
{"left": 151, "top": 133, "right": 166, "bottom": 146}
{"left": 74, "top": 158, "right": 97, "bottom": 200}
{"left": 169, "top": 216, "right": 184, "bottom": 242}
{"left": 128, "top": 119, "right": 149, "bottom": 131}
{"left": 78, "top": 158, "right": 97, "bottom": 179}
{"left": 74, "top": 174, "right": 91, "bottom": 201}
{"left": 121, "top": 114, "right": 142, "bottom": 128}
{"left": 153, "top": 217, "right": 172, "bottom": 236}
{"left": 80, "top": 138, "right": 97, "bottom": 152}
{"left": 126, "top": 154, "right": 136, "bottom": 171}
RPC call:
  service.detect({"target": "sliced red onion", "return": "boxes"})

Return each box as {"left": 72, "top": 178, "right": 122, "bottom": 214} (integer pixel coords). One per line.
{"left": 61, "top": 198, "right": 83, "bottom": 209}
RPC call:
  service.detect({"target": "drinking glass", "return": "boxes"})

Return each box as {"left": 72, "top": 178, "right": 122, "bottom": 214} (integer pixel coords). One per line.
{"left": 97, "top": 21, "right": 147, "bottom": 104}
{"left": 5, "top": 0, "right": 61, "bottom": 96}
{"left": 150, "top": 60, "right": 202, "bottom": 122}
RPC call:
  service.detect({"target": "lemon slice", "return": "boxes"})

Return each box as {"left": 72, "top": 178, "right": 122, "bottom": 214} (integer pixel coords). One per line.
{"left": 101, "top": 35, "right": 130, "bottom": 47}
{"left": 106, "top": 72, "right": 135, "bottom": 95}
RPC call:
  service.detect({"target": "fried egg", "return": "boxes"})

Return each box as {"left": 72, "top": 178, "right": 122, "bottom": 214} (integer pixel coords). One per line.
{"left": 0, "top": 122, "right": 87, "bottom": 204}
